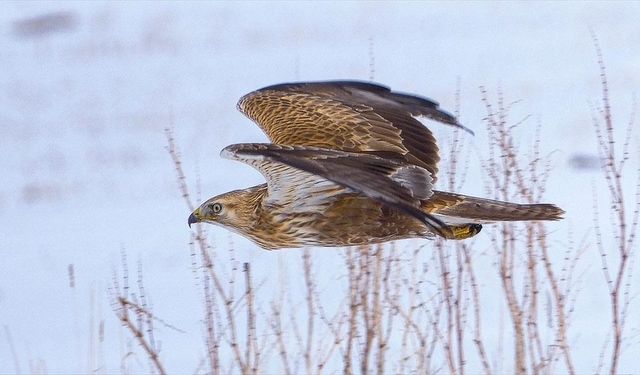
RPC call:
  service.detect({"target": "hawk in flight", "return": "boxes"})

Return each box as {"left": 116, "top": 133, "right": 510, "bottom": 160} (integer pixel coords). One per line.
{"left": 188, "top": 81, "right": 563, "bottom": 249}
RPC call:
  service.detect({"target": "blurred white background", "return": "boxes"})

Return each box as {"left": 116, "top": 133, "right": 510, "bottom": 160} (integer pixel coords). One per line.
{"left": 1, "top": 1, "right": 639, "bottom": 373}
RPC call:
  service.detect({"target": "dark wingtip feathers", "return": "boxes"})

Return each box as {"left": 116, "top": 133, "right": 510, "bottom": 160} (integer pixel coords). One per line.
{"left": 374, "top": 87, "right": 474, "bottom": 136}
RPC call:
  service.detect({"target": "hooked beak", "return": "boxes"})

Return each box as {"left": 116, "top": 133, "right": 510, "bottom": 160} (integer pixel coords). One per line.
{"left": 188, "top": 209, "right": 200, "bottom": 228}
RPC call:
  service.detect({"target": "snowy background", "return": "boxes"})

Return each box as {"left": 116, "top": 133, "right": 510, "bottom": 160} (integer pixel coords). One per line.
{"left": 1, "top": 1, "right": 639, "bottom": 373}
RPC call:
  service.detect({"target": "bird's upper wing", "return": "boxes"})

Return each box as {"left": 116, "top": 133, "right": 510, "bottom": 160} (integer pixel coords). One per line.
{"left": 222, "top": 143, "right": 451, "bottom": 238}
{"left": 237, "top": 81, "right": 472, "bottom": 182}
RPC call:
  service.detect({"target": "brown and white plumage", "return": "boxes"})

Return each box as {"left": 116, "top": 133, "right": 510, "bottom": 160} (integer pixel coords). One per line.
{"left": 188, "top": 81, "right": 564, "bottom": 250}
{"left": 221, "top": 143, "right": 446, "bottom": 236}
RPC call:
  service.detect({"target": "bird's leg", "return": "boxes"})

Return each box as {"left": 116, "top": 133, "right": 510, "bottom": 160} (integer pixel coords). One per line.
{"left": 444, "top": 223, "right": 482, "bottom": 240}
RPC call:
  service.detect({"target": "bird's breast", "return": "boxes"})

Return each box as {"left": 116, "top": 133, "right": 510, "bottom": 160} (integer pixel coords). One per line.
{"left": 245, "top": 195, "right": 428, "bottom": 249}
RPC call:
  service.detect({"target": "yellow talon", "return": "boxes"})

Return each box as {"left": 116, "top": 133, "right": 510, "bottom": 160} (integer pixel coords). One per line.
{"left": 446, "top": 223, "right": 482, "bottom": 240}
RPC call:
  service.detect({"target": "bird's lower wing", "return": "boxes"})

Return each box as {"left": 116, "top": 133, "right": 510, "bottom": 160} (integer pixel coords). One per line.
{"left": 221, "top": 143, "right": 452, "bottom": 238}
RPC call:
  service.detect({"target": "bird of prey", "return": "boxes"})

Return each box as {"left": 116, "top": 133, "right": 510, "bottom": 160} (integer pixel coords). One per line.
{"left": 188, "top": 81, "right": 563, "bottom": 250}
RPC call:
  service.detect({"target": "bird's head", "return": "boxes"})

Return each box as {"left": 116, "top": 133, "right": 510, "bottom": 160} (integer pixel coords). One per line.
{"left": 188, "top": 186, "right": 266, "bottom": 232}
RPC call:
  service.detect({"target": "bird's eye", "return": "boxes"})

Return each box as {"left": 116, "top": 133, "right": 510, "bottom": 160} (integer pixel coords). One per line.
{"left": 210, "top": 203, "right": 223, "bottom": 214}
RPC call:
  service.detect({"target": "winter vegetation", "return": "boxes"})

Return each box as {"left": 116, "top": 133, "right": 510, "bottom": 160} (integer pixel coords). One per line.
{"left": 114, "top": 62, "right": 632, "bottom": 374}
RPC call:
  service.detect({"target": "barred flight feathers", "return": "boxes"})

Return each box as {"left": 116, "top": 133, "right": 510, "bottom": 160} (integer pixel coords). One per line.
{"left": 237, "top": 80, "right": 471, "bottom": 182}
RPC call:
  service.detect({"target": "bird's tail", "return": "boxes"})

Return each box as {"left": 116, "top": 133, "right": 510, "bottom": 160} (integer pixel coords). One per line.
{"left": 424, "top": 191, "right": 565, "bottom": 222}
